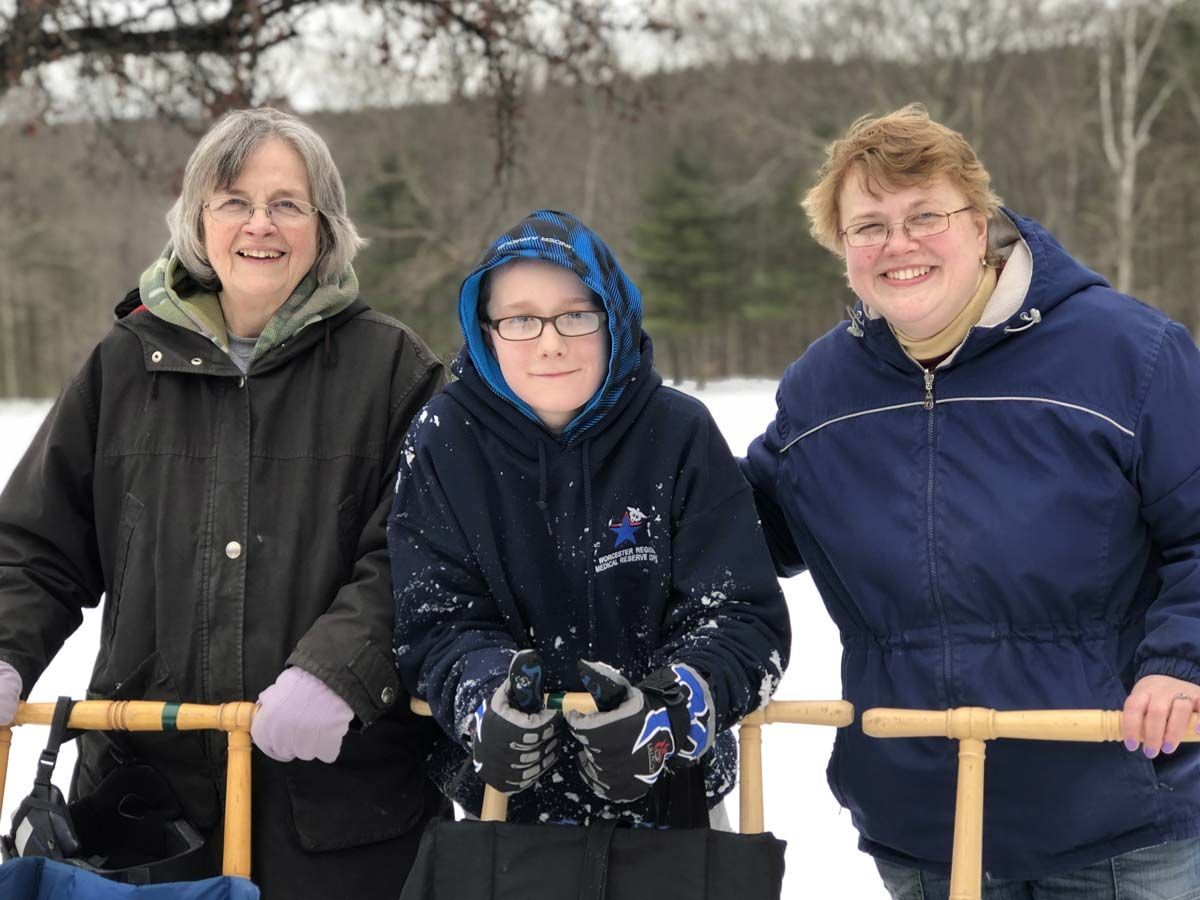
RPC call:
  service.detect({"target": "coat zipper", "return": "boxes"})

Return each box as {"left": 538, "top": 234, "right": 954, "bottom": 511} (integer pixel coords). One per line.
{"left": 921, "top": 366, "right": 954, "bottom": 706}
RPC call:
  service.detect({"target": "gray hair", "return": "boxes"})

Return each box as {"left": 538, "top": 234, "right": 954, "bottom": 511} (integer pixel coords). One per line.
{"left": 166, "top": 108, "right": 365, "bottom": 288}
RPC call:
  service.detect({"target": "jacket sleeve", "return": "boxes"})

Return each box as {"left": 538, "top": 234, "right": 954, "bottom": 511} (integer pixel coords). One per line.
{"left": 287, "top": 336, "right": 446, "bottom": 725}
{"left": 389, "top": 416, "right": 517, "bottom": 745}
{"left": 740, "top": 381, "right": 808, "bottom": 578}
{"left": 1131, "top": 321, "right": 1200, "bottom": 685}
{"left": 652, "top": 407, "right": 791, "bottom": 731}
{"left": 0, "top": 354, "right": 105, "bottom": 692}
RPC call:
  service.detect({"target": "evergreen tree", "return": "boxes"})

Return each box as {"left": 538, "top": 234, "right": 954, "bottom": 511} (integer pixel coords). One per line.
{"left": 634, "top": 150, "right": 738, "bottom": 383}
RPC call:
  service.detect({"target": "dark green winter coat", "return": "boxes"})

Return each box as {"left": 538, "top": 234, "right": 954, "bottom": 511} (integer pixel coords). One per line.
{"left": 0, "top": 285, "right": 445, "bottom": 867}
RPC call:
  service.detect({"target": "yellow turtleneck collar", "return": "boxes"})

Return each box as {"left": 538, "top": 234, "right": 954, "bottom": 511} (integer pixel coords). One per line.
{"left": 890, "top": 264, "right": 998, "bottom": 363}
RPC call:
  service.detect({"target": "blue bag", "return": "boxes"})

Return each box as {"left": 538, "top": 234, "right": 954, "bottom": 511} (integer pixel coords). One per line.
{"left": 0, "top": 857, "right": 259, "bottom": 898}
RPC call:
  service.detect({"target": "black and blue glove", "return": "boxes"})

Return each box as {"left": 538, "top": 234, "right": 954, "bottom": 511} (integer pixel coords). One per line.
{"left": 565, "top": 660, "right": 715, "bottom": 803}
{"left": 471, "top": 650, "right": 562, "bottom": 794}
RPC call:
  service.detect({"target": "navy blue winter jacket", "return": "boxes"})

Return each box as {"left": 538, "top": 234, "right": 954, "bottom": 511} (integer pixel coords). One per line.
{"left": 390, "top": 210, "right": 790, "bottom": 824}
{"left": 742, "top": 210, "right": 1200, "bottom": 878}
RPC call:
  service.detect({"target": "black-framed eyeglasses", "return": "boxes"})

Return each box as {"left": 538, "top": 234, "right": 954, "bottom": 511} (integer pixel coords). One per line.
{"left": 485, "top": 310, "right": 607, "bottom": 341}
{"left": 840, "top": 206, "right": 974, "bottom": 248}
{"left": 203, "top": 196, "right": 320, "bottom": 224}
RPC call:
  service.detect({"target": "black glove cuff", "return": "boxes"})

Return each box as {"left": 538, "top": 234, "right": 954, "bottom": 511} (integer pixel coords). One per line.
{"left": 639, "top": 667, "right": 692, "bottom": 763}
{"left": 639, "top": 667, "right": 687, "bottom": 707}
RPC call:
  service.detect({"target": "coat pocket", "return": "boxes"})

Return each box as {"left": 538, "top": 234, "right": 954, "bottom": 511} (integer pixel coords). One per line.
{"left": 111, "top": 492, "right": 145, "bottom": 598}
{"left": 106, "top": 493, "right": 145, "bottom": 639}
{"left": 284, "top": 716, "right": 430, "bottom": 852}
{"left": 90, "top": 493, "right": 146, "bottom": 693}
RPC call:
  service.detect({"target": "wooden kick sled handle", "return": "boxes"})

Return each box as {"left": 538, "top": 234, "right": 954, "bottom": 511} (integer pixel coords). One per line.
{"left": 409, "top": 695, "right": 854, "bottom": 727}
{"left": 862, "top": 706, "right": 1200, "bottom": 742}
{"left": 3, "top": 700, "right": 257, "bottom": 880}
{"left": 412, "top": 694, "right": 855, "bottom": 831}
{"left": 862, "top": 707, "right": 1200, "bottom": 900}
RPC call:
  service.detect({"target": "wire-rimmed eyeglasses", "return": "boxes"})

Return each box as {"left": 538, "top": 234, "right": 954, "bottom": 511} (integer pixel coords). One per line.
{"left": 841, "top": 206, "right": 974, "bottom": 248}
{"left": 203, "top": 196, "right": 320, "bottom": 224}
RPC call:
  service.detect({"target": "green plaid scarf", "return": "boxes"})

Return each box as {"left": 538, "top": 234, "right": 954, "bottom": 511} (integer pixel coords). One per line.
{"left": 138, "top": 247, "right": 359, "bottom": 364}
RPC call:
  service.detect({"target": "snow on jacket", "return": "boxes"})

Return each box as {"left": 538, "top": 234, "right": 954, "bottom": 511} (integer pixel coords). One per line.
{"left": 390, "top": 209, "right": 790, "bottom": 824}
{"left": 0, "top": 281, "right": 446, "bottom": 860}
{"left": 742, "top": 210, "right": 1200, "bottom": 878}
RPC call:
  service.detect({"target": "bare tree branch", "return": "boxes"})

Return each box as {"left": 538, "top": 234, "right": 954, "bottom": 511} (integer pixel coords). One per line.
{"left": 0, "top": 0, "right": 664, "bottom": 172}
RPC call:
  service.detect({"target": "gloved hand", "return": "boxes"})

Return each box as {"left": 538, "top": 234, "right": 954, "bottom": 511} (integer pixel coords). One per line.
{"left": 251, "top": 666, "right": 354, "bottom": 763}
{"left": 471, "top": 649, "right": 562, "bottom": 794}
{"left": 0, "top": 660, "right": 22, "bottom": 725}
{"left": 565, "top": 660, "right": 715, "bottom": 803}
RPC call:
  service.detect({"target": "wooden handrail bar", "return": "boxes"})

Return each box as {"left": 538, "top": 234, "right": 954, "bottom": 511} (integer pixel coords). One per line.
{"left": 862, "top": 707, "right": 1200, "bottom": 900}
{"left": 411, "top": 694, "right": 854, "bottom": 831}
{"left": 2, "top": 700, "right": 257, "bottom": 880}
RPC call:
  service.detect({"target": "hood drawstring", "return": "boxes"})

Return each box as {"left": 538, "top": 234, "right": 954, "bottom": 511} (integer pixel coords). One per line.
{"left": 1003, "top": 308, "right": 1042, "bottom": 334}
{"left": 845, "top": 305, "right": 865, "bottom": 338}
{"left": 323, "top": 320, "right": 337, "bottom": 367}
{"left": 536, "top": 443, "right": 552, "bottom": 536}
{"left": 582, "top": 440, "right": 597, "bottom": 654}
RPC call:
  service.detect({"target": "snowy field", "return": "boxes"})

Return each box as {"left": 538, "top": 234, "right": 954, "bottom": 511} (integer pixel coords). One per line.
{"left": 0, "top": 385, "right": 885, "bottom": 897}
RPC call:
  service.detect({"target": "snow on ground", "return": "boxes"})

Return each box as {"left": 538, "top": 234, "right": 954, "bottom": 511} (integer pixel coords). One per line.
{"left": 0, "top": 387, "right": 885, "bottom": 897}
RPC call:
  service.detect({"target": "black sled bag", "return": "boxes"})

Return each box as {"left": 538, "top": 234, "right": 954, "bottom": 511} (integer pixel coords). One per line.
{"left": 398, "top": 817, "right": 786, "bottom": 900}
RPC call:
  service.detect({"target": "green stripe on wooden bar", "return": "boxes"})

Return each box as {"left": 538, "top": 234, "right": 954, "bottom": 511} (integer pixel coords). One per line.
{"left": 161, "top": 703, "right": 181, "bottom": 731}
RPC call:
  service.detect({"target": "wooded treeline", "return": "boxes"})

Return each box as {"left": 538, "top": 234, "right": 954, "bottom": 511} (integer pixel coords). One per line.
{"left": 2, "top": 0, "right": 1198, "bottom": 396}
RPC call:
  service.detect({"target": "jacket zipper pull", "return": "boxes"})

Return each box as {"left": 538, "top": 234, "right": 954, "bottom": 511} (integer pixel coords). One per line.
{"left": 923, "top": 369, "right": 935, "bottom": 411}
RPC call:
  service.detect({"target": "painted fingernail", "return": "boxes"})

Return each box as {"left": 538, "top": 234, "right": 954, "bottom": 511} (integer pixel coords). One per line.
{"left": 1124, "top": 738, "right": 1139, "bottom": 751}
{"left": 1144, "top": 746, "right": 1159, "bottom": 759}
{"left": 1164, "top": 742, "right": 1177, "bottom": 754}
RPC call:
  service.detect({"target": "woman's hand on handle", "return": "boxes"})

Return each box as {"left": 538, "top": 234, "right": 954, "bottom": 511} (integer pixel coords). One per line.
{"left": 0, "top": 660, "right": 21, "bottom": 726}
{"left": 251, "top": 666, "right": 354, "bottom": 763}
{"left": 1122, "top": 674, "right": 1200, "bottom": 757}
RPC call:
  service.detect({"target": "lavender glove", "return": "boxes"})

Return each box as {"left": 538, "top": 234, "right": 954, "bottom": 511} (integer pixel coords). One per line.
{"left": 251, "top": 666, "right": 354, "bottom": 763}
{"left": 0, "top": 660, "right": 21, "bottom": 725}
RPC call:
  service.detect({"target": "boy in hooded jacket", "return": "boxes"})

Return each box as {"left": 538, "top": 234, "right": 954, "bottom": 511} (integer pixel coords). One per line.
{"left": 389, "top": 210, "right": 790, "bottom": 825}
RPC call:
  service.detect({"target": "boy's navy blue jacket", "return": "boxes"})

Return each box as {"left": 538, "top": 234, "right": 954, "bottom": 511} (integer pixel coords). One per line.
{"left": 389, "top": 211, "right": 790, "bottom": 824}
{"left": 742, "top": 211, "right": 1200, "bottom": 878}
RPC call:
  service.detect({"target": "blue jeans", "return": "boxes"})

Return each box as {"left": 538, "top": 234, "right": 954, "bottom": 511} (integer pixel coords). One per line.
{"left": 876, "top": 839, "right": 1200, "bottom": 900}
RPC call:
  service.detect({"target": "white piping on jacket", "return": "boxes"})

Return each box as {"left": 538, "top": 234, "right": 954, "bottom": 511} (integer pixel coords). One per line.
{"left": 781, "top": 402, "right": 927, "bottom": 451}
{"left": 936, "top": 396, "right": 1134, "bottom": 437}
{"left": 781, "top": 395, "right": 1133, "bottom": 452}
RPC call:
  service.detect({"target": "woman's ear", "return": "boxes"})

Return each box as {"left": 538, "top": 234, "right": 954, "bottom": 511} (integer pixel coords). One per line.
{"left": 972, "top": 211, "right": 989, "bottom": 257}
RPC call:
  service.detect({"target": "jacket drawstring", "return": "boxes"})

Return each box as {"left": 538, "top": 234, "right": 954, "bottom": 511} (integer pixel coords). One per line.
{"left": 1003, "top": 308, "right": 1042, "bottom": 334}
{"left": 845, "top": 305, "right": 865, "bottom": 337}
{"left": 582, "top": 440, "right": 597, "bottom": 654}
{"left": 323, "top": 321, "right": 337, "bottom": 366}
{"left": 536, "top": 442, "right": 552, "bottom": 536}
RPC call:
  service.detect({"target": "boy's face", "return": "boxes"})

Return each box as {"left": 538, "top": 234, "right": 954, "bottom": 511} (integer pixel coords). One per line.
{"left": 485, "top": 260, "right": 609, "bottom": 433}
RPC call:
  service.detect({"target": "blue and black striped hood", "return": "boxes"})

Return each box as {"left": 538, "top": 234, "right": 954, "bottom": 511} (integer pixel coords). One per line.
{"left": 457, "top": 209, "right": 643, "bottom": 445}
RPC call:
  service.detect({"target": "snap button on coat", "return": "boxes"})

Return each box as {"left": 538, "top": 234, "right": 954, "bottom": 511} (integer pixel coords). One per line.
{"left": 380, "top": 686, "right": 395, "bottom": 706}
{"left": 151, "top": 351, "right": 163, "bottom": 363}
{"left": 225, "top": 541, "right": 242, "bottom": 560}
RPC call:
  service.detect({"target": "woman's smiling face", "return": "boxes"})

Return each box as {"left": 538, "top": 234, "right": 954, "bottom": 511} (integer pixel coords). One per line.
{"left": 203, "top": 137, "right": 319, "bottom": 322}
{"left": 839, "top": 171, "right": 988, "bottom": 340}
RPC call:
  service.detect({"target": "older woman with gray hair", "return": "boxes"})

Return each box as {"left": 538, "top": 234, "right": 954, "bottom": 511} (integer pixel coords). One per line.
{"left": 0, "top": 108, "right": 446, "bottom": 896}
